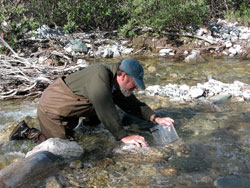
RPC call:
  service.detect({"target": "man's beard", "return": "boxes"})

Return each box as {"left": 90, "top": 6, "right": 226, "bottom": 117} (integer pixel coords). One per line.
{"left": 120, "top": 86, "right": 133, "bottom": 97}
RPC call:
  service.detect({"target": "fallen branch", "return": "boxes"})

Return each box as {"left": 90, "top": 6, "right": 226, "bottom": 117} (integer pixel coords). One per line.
{"left": 0, "top": 36, "right": 18, "bottom": 56}
{"left": 162, "top": 31, "right": 217, "bottom": 44}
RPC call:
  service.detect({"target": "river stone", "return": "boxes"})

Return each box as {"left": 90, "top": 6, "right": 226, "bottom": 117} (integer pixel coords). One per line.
{"left": 240, "top": 33, "right": 250, "bottom": 40}
{"left": 26, "top": 138, "right": 84, "bottom": 160}
{"left": 208, "top": 94, "right": 232, "bottom": 104}
{"left": 214, "top": 176, "right": 250, "bottom": 188}
{"left": 102, "top": 48, "right": 114, "bottom": 58}
{"left": 242, "top": 90, "right": 250, "bottom": 101}
{"left": 225, "top": 41, "right": 232, "bottom": 48}
{"left": 112, "top": 144, "right": 171, "bottom": 163}
{"left": 189, "top": 87, "right": 204, "bottom": 99}
{"left": 0, "top": 151, "right": 65, "bottom": 188}
{"left": 159, "top": 49, "right": 172, "bottom": 56}
{"left": 64, "top": 40, "right": 88, "bottom": 53}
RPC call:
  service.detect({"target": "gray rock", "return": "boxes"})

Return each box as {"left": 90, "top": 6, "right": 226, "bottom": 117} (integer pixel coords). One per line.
{"left": 35, "top": 25, "right": 63, "bottom": 39}
{"left": 64, "top": 40, "right": 88, "bottom": 53}
{"left": 208, "top": 94, "right": 232, "bottom": 104}
{"left": 26, "top": 138, "right": 84, "bottom": 160}
{"left": 222, "top": 33, "right": 231, "bottom": 40}
{"left": 230, "top": 33, "right": 238, "bottom": 42}
{"left": 184, "top": 50, "right": 200, "bottom": 63}
{"left": 0, "top": 151, "right": 65, "bottom": 188}
{"left": 214, "top": 176, "right": 250, "bottom": 188}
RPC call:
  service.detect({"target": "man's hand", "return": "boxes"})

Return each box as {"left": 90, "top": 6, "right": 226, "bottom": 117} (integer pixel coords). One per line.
{"left": 154, "top": 116, "right": 175, "bottom": 131}
{"left": 121, "top": 135, "right": 148, "bottom": 148}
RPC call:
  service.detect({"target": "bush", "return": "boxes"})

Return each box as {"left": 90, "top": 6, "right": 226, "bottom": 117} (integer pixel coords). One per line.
{"left": 206, "top": 0, "right": 249, "bottom": 21}
{"left": 119, "top": 0, "right": 210, "bottom": 36}
{"left": 0, "top": 0, "right": 248, "bottom": 48}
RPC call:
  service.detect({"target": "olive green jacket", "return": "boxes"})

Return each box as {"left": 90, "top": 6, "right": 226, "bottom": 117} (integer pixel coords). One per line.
{"left": 64, "top": 63, "right": 154, "bottom": 140}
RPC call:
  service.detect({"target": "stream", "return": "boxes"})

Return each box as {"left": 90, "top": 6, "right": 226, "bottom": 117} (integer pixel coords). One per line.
{"left": 0, "top": 56, "right": 250, "bottom": 187}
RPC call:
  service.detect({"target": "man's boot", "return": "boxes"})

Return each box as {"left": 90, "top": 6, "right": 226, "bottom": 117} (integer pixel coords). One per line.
{"left": 9, "top": 120, "right": 42, "bottom": 143}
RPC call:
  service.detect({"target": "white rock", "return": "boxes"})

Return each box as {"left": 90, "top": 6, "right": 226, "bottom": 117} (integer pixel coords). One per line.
{"left": 159, "top": 49, "right": 172, "bottom": 56}
{"left": 102, "top": 48, "right": 114, "bottom": 58}
{"left": 189, "top": 87, "right": 204, "bottom": 98}
{"left": 77, "top": 59, "right": 89, "bottom": 67}
{"left": 196, "top": 28, "right": 207, "bottom": 36}
{"left": 222, "top": 33, "right": 231, "bottom": 40}
{"left": 121, "top": 40, "right": 129, "bottom": 45}
{"left": 26, "top": 138, "right": 84, "bottom": 159}
{"left": 243, "top": 90, "right": 250, "bottom": 101}
{"left": 122, "top": 48, "right": 133, "bottom": 55}
{"left": 112, "top": 46, "right": 121, "bottom": 57}
{"left": 230, "top": 35, "right": 238, "bottom": 43}
{"left": 222, "top": 51, "right": 228, "bottom": 56}
{"left": 225, "top": 41, "right": 232, "bottom": 48}
{"left": 229, "top": 47, "right": 237, "bottom": 55}
{"left": 239, "top": 33, "right": 250, "bottom": 40}
{"left": 179, "top": 84, "right": 190, "bottom": 91}
{"left": 234, "top": 45, "right": 242, "bottom": 54}
{"left": 184, "top": 50, "right": 200, "bottom": 62}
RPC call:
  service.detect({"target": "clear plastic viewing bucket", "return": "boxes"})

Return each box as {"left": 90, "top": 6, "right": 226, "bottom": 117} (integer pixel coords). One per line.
{"left": 150, "top": 124, "right": 179, "bottom": 146}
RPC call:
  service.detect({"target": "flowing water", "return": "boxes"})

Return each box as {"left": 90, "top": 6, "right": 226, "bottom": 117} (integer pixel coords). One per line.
{"left": 0, "top": 56, "right": 250, "bottom": 187}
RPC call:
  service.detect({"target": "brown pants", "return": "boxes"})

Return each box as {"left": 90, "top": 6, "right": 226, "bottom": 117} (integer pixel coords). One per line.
{"left": 37, "top": 77, "right": 97, "bottom": 139}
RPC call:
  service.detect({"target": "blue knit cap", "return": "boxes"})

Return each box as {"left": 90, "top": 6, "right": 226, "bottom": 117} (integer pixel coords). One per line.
{"left": 121, "top": 59, "right": 145, "bottom": 90}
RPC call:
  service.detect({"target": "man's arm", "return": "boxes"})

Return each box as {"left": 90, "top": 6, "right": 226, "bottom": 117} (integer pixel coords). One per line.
{"left": 112, "top": 90, "right": 154, "bottom": 121}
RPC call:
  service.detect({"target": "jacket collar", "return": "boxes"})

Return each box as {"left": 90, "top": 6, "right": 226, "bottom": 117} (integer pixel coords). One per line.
{"left": 108, "top": 62, "right": 120, "bottom": 78}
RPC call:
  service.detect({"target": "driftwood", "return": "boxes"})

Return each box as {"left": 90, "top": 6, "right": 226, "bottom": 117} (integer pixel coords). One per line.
{"left": 162, "top": 31, "right": 217, "bottom": 44}
{"left": 0, "top": 37, "right": 81, "bottom": 100}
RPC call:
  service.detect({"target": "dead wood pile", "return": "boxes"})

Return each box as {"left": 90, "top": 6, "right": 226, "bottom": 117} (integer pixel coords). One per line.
{"left": 0, "top": 37, "right": 81, "bottom": 100}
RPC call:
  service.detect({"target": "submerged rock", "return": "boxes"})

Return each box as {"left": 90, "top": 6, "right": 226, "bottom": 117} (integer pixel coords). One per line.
{"left": 214, "top": 175, "right": 250, "bottom": 188}
{"left": 0, "top": 151, "right": 65, "bottom": 188}
{"left": 111, "top": 144, "right": 172, "bottom": 163}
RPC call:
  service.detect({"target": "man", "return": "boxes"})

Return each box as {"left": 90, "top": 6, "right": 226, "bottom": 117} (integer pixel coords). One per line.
{"left": 10, "top": 59, "right": 174, "bottom": 147}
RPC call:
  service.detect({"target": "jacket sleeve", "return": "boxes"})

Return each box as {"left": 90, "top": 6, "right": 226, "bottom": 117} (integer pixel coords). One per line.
{"left": 112, "top": 89, "right": 155, "bottom": 121}
{"left": 85, "top": 66, "right": 128, "bottom": 140}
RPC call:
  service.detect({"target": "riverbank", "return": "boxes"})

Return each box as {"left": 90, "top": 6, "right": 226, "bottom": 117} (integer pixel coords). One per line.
{"left": 14, "top": 18, "right": 250, "bottom": 60}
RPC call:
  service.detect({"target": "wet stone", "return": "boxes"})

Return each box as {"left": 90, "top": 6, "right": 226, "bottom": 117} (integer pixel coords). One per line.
{"left": 169, "top": 155, "right": 211, "bottom": 172}
{"left": 112, "top": 144, "right": 172, "bottom": 163}
{"left": 214, "top": 176, "right": 250, "bottom": 188}
{"left": 130, "top": 177, "right": 152, "bottom": 187}
{"left": 160, "top": 168, "right": 178, "bottom": 176}
{"left": 0, "top": 151, "right": 65, "bottom": 188}
{"left": 44, "top": 174, "right": 68, "bottom": 188}
{"left": 69, "top": 160, "right": 83, "bottom": 169}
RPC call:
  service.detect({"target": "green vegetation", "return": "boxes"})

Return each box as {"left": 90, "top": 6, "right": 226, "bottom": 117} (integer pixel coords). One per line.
{"left": 0, "top": 0, "right": 249, "bottom": 51}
